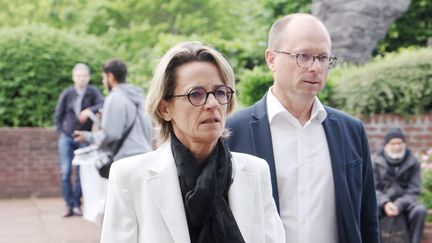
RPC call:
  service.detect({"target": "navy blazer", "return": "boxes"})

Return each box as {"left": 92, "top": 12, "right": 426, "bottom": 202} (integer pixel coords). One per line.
{"left": 226, "top": 95, "right": 380, "bottom": 243}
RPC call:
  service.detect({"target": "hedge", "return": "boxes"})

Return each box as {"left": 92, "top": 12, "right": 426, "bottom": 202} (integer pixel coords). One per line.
{"left": 332, "top": 48, "right": 432, "bottom": 116}
{"left": 0, "top": 25, "right": 114, "bottom": 127}
{"left": 235, "top": 48, "right": 432, "bottom": 114}
{"left": 236, "top": 64, "right": 335, "bottom": 107}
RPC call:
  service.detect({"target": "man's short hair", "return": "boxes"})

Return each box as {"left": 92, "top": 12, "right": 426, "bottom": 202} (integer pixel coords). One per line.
{"left": 72, "top": 63, "right": 90, "bottom": 74}
{"left": 102, "top": 59, "right": 127, "bottom": 83}
{"left": 268, "top": 13, "right": 327, "bottom": 50}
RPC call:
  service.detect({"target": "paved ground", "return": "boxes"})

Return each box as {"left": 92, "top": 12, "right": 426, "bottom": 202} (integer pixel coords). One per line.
{"left": 0, "top": 197, "right": 100, "bottom": 243}
{"left": 2, "top": 197, "right": 432, "bottom": 243}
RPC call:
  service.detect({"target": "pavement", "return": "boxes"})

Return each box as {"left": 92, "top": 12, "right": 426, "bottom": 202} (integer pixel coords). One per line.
{"left": 0, "top": 197, "right": 100, "bottom": 243}
{"left": 2, "top": 197, "right": 432, "bottom": 243}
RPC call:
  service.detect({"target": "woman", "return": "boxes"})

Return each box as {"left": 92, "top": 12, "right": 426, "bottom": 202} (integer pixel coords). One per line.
{"left": 100, "top": 41, "right": 284, "bottom": 243}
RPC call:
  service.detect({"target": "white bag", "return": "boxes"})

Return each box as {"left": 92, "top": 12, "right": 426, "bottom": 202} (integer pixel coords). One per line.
{"left": 73, "top": 146, "right": 108, "bottom": 226}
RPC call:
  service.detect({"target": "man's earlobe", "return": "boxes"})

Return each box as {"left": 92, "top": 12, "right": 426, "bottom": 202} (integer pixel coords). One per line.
{"left": 265, "top": 49, "right": 276, "bottom": 72}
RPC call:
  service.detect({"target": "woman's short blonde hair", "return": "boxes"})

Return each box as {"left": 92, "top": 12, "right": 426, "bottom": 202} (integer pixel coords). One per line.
{"left": 146, "top": 41, "right": 236, "bottom": 144}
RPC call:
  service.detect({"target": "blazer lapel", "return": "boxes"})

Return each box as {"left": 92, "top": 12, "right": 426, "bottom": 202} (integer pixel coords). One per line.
{"left": 322, "top": 107, "right": 354, "bottom": 242}
{"left": 228, "top": 157, "right": 255, "bottom": 243}
{"left": 147, "top": 142, "right": 191, "bottom": 243}
{"left": 250, "top": 94, "right": 280, "bottom": 211}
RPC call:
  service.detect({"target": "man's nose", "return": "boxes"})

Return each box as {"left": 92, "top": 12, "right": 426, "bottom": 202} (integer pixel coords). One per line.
{"left": 309, "top": 57, "right": 322, "bottom": 72}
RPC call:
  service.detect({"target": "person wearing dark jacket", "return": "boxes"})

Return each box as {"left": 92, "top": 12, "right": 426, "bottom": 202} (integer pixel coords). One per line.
{"left": 373, "top": 128, "right": 427, "bottom": 243}
{"left": 54, "top": 63, "right": 104, "bottom": 217}
{"left": 226, "top": 13, "right": 379, "bottom": 243}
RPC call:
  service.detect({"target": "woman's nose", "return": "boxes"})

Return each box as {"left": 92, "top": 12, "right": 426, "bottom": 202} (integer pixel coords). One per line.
{"left": 205, "top": 93, "right": 219, "bottom": 108}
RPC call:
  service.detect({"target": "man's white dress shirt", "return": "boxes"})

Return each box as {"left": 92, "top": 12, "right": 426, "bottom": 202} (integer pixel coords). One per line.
{"left": 267, "top": 89, "right": 338, "bottom": 243}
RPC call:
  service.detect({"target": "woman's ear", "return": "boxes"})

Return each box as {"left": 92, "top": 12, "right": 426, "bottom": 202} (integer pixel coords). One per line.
{"left": 158, "top": 100, "right": 172, "bottom": 121}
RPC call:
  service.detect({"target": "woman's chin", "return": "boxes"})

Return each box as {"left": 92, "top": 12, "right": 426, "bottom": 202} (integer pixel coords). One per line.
{"left": 198, "top": 130, "right": 223, "bottom": 143}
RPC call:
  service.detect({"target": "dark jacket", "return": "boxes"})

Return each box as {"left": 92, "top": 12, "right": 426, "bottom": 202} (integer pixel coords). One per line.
{"left": 226, "top": 94, "right": 380, "bottom": 243}
{"left": 54, "top": 85, "right": 104, "bottom": 136}
{"left": 373, "top": 149, "right": 421, "bottom": 212}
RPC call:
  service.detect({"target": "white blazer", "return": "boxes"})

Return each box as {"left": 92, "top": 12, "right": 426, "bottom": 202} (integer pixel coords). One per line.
{"left": 100, "top": 140, "right": 285, "bottom": 243}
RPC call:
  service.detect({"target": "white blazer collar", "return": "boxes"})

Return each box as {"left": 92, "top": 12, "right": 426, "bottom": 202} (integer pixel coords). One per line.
{"left": 228, "top": 153, "right": 256, "bottom": 242}
{"left": 147, "top": 140, "right": 256, "bottom": 242}
{"left": 147, "top": 140, "right": 191, "bottom": 243}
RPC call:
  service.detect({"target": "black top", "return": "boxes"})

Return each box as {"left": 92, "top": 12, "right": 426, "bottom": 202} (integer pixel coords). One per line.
{"left": 54, "top": 85, "right": 104, "bottom": 136}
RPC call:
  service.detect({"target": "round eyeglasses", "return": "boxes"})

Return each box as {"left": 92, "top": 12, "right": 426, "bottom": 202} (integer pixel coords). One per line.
{"left": 273, "top": 50, "right": 337, "bottom": 70}
{"left": 169, "top": 85, "right": 235, "bottom": 106}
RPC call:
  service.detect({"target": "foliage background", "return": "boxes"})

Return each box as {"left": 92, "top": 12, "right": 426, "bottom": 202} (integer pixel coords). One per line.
{"left": 331, "top": 48, "right": 432, "bottom": 116}
{"left": 0, "top": 0, "right": 430, "bottom": 126}
{"left": 1, "top": 0, "right": 432, "bottom": 214}
{"left": 0, "top": 25, "right": 113, "bottom": 126}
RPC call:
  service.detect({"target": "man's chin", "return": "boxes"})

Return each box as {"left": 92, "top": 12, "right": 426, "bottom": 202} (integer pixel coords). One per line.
{"left": 387, "top": 151, "right": 405, "bottom": 159}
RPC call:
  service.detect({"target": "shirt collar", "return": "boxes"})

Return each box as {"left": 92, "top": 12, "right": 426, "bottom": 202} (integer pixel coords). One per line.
{"left": 74, "top": 87, "right": 86, "bottom": 96}
{"left": 266, "top": 87, "right": 327, "bottom": 124}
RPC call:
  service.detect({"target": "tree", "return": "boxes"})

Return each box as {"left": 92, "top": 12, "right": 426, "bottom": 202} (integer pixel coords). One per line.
{"left": 375, "top": 0, "right": 432, "bottom": 54}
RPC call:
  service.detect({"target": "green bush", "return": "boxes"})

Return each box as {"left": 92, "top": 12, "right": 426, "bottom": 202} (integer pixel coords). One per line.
{"left": 0, "top": 25, "right": 114, "bottom": 127}
{"left": 419, "top": 150, "right": 432, "bottom": 215}
{"left": 236, "top": 64, "right": 337, "bottom": 107}
{"left": 421, "top": 169, "right": 432, "bottom": 211}
{"left": 236, "top": 65, "right": 273, "bottom": 107}
{"left": 332, "top": 48, "right": 432, "bottom": 116}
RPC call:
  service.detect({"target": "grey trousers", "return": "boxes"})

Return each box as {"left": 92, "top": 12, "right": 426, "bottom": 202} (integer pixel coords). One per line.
{"left": 405, "top": 202, "right": 427, "bottom": 243}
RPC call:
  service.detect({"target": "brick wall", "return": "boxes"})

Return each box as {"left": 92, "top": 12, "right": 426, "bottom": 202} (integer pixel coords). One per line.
{"left": 364, "top": 114, "right": 432, "bottom": 155}
{"left": 0, "top": 127, "right": 61, "bottom": 198}
{"left": 0, "top": 113, "right": 431, "bottom": 198}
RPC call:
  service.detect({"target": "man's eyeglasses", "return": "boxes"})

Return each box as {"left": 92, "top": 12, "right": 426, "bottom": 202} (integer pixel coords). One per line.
{"left": 273, "top": 50, "right": 337, "bottom": 70}
{"left": 169, "top": 85, "right": 235, "bottom": 107}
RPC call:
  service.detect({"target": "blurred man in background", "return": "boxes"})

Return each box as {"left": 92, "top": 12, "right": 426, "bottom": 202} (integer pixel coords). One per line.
{"left": 373, "top": 128, "right": 427, "bottom": 243}
{"left": 74, "top": 59, "right": 153, "bottom": 173}
{"left": 54, "top": 63, "right": 104, "bottom": 217}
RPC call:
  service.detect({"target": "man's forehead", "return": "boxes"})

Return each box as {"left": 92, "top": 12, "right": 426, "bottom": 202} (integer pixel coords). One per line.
{"left": 387, "top": 138, "right": 405, "bottom": 144}
{"left": 276, "top": 24, "right": 330, "bottom": 51}
{"left": 73, "top": 69, "right": 90, "bottom": 75}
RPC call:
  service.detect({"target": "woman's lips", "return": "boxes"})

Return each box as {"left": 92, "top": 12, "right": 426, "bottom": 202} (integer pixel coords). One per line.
{"left": 201, "top": 117, "right": 220, "bottom": 124}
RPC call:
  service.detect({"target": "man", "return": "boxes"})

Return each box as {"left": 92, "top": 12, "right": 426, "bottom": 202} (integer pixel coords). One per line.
{"left": 74, "top": 59, "right": 153, "bottom": 167}
{"left": 226, "top": 13, "right": 379, "bottom": 243}
{"left": 54, "top": 63, "right": 104, "bottom": 217}
{"left": 373, "top": 128, "right": 427, "bottom": 243}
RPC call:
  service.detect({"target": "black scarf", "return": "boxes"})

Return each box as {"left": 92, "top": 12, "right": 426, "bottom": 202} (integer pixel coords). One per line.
{"left": 170, "top": 133, "right": 245, "bottom": 243}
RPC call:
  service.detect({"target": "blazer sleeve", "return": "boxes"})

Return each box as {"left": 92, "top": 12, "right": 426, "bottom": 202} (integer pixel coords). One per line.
{"left": 54, "top": 90, "right": 67, "bottom": 134}
{"left": 359, "top": 125, "right": 380, "bottom": 243}
{"left": 88, "top": 87, "right": 105, "bottom": 113}
{"left": 260, "top": 161, "right": 285, "bottom": 243}
{"left": 100, "top": 162, "right": 138, "bottom": 243}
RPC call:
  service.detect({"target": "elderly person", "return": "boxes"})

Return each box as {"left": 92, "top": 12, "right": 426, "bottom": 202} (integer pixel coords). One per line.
{"left": 100, "top": 41, "right": 285, "bottom": 243}
{"left": 373, "top": 128, "right": 427, "bottom": 243}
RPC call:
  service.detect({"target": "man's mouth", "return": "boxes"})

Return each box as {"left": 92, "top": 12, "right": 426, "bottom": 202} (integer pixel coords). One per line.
{"left": 304, "top": 80, "right": 320, "bottom": 85}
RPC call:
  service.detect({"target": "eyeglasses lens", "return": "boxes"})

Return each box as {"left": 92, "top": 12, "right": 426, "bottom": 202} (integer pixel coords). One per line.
{"left": 188, "top": 88, "right": 207, "bottom": 106}
{"left": 187, "top": 86, "right": 233, "bottom": 106}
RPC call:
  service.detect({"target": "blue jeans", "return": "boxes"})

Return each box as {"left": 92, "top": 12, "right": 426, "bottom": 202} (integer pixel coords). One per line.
{"left": 58, "top": 134, "right": 85, "bottom": 208}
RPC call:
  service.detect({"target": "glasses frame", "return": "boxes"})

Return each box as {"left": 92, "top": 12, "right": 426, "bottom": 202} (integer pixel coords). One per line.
{"left": 169, "top": 84, "right": 235, "bottom": 107}
{"left": 273, "top": 50, "right": 337, "bottom": 70}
